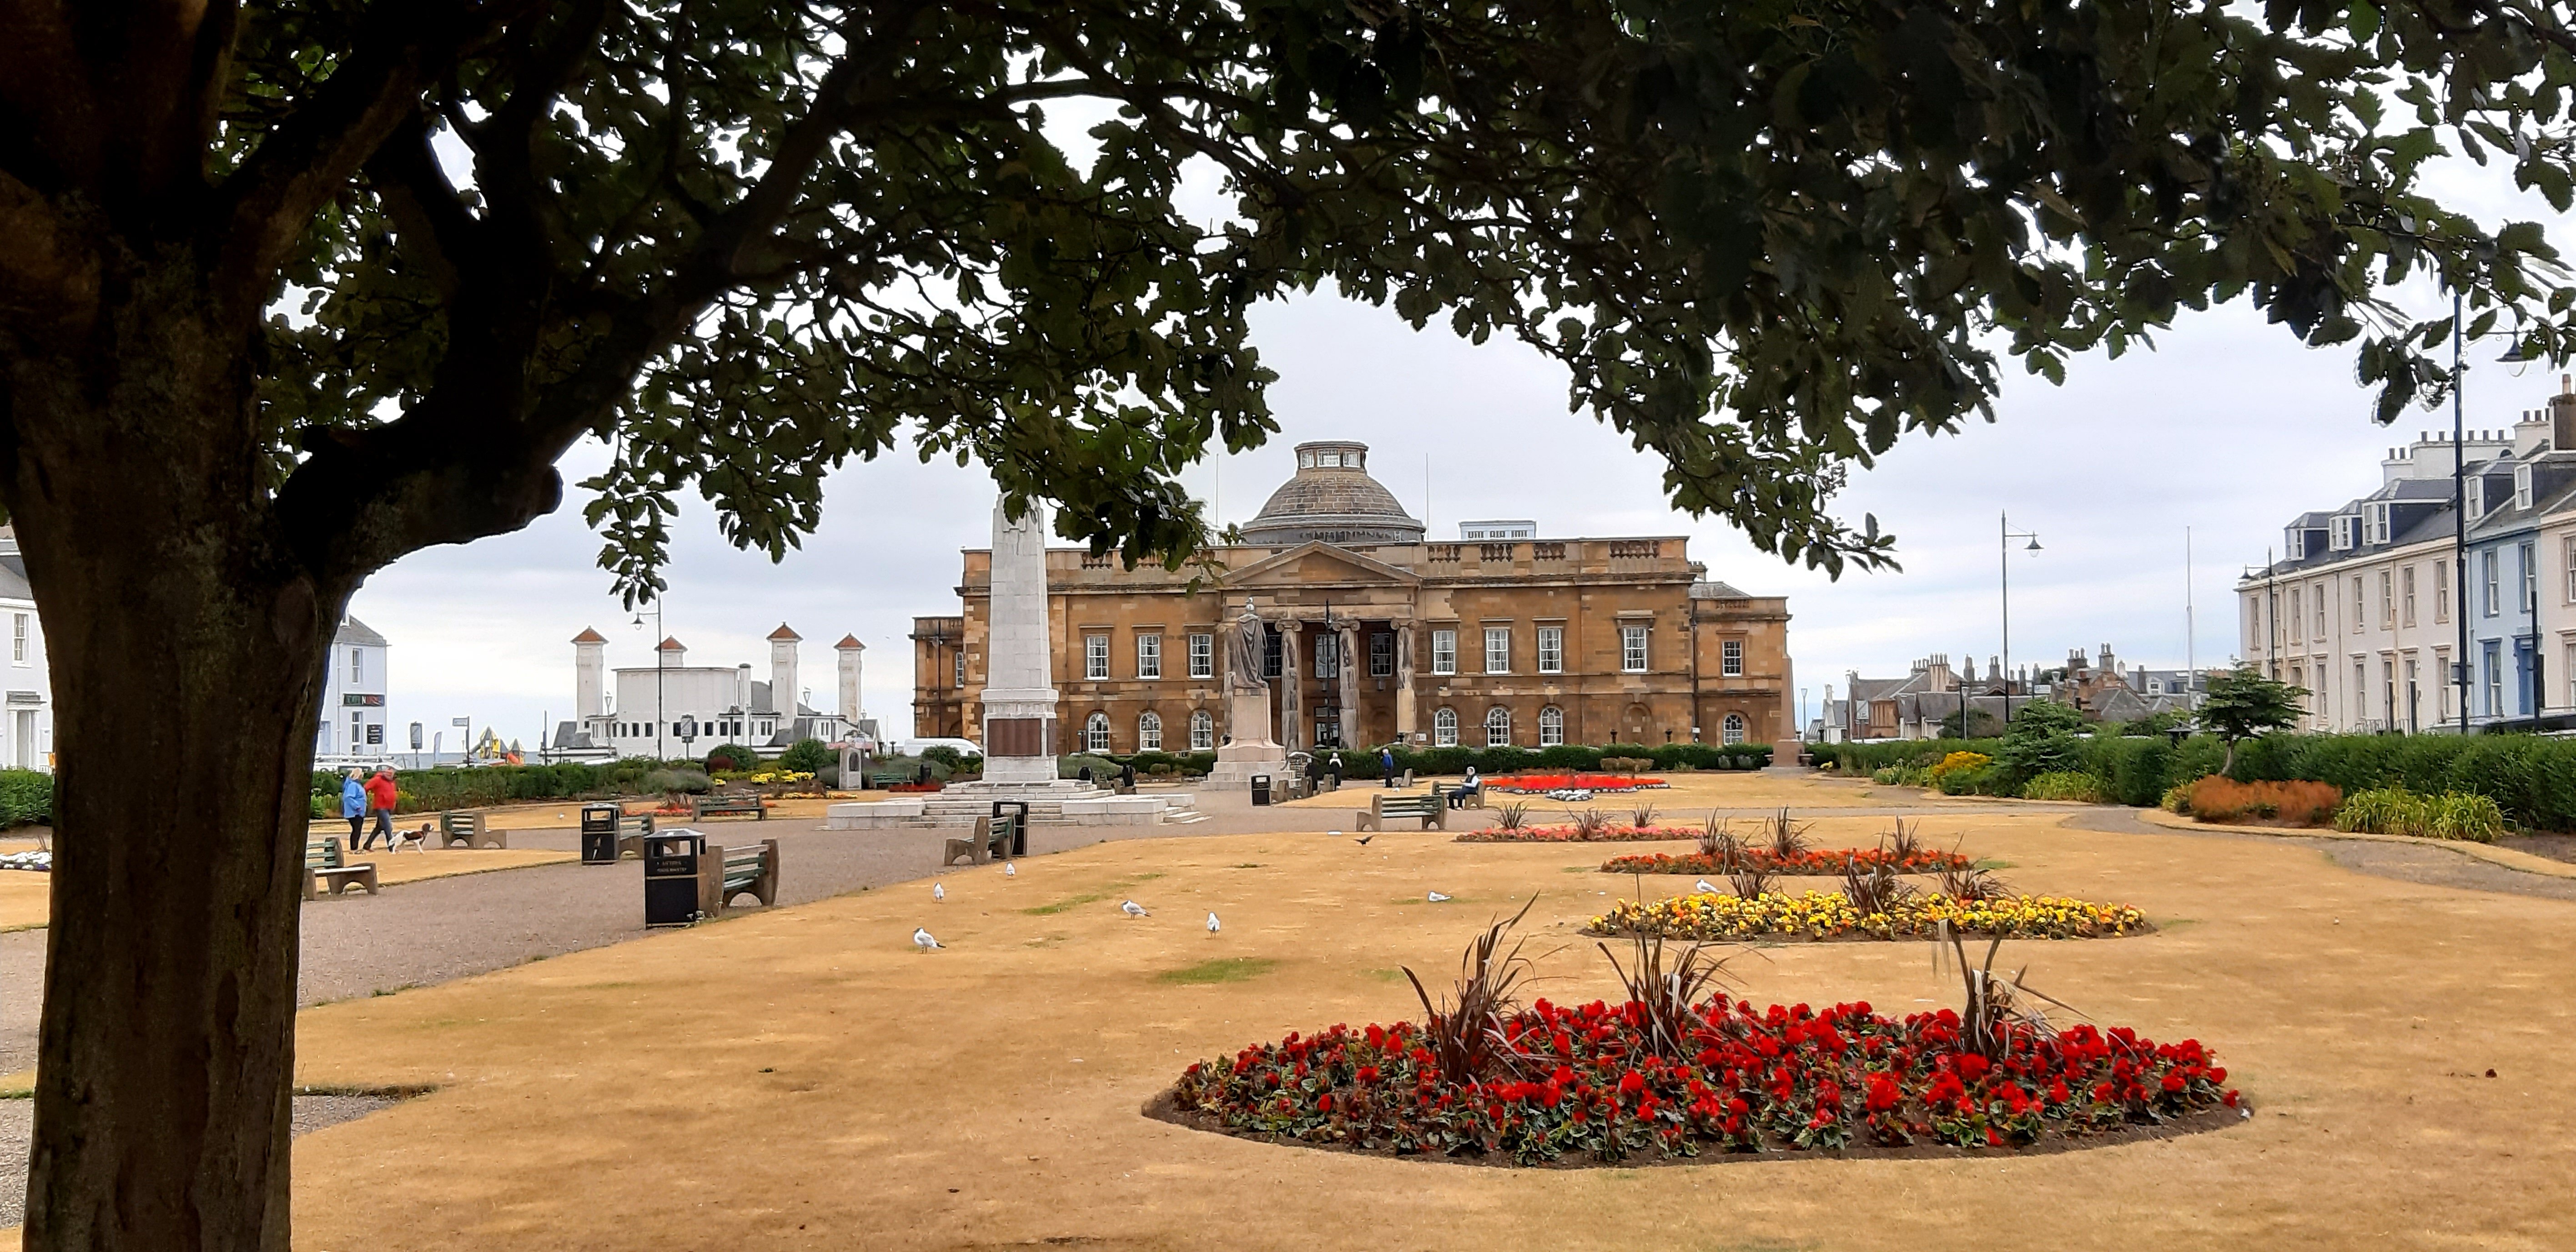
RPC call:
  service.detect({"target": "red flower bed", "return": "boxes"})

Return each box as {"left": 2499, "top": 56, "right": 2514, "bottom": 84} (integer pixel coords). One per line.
{"left": 1600, "top": 847, "right": 1974, "bottom": 875}
{"left": 1456, "top": 824, "right": 1703, "bottom": 843}
{"left": 1491, "top": 774, "right": 1665, "bottom": 793}
{"left": 884, "top": 782, "right": 943, "bottom": 793}
{"left": 1171, "top": 996, "right": 2236, "bottom": 1163}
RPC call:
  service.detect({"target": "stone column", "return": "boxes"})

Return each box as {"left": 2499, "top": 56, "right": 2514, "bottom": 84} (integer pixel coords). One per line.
{"left": 1278, "top": 624, "right": 1302, "bottom": 750}
{"left": 979, "top": 495, "right": 1062, "bottom": 784}
{"left": 1337, "top": 622, "right": 1360, "bottom": 748}
{"left": 1394, "top": 624, "right": 1417, "bottom": 741}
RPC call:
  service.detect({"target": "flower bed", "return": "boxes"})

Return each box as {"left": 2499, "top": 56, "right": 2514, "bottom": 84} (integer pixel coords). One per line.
{"left": 1491, "top": 773, "right": 1665, "bottom": 794}
{"left": 1590, "top": 891, "right": 2148, "bottom": 941}
{"left": 1167, "top": 996, "right": 2235, "bottom": 1163}
{"left": 1456, "top": 823, "right": 1702, "bottom": 844}
{"left": 1598, "top": 847, "right": 1975, "bottom": 876}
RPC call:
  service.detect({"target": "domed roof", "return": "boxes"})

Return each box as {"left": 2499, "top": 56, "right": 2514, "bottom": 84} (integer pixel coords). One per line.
{"left": 1241, "top": 441, "right": 1425, "bottom": 546}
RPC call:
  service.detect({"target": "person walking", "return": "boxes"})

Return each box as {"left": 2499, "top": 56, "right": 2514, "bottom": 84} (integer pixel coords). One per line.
{"left": 1379, "top": 746, "right": 1396, "bottom": 788}
{"left": 338, "top": 768, "right": 367, "bottom": 848}
{"left": 361, "top": 766, "right": 399, "bottom": 852}
{"left": 1449, "top": 765, "right": 1481, "bottom": 810}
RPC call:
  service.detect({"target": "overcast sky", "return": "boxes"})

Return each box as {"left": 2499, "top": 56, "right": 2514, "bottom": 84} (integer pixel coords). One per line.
{"left": 347, "top": 156, "right": 2571, "bottom": 753}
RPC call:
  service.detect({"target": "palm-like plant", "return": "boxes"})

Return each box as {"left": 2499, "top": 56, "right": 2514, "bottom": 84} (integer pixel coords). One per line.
{"left": 1765, "top": 807, "right": 1811, "bottom": 860}
{"left": 1399, "top": 897, "right": 1543, "bottom": 1085}
{"left": 1598, "top": 932, "right": 1738, "bottom": 1060}
{"left": 1696, "top": 814, "right": 1741, "bottom": 869}
{"left": 1630, "top": 802, "right": 1658, "bottom": 831}
{"left": 1494, "top": 801, "right": 1531, "bottom": 831}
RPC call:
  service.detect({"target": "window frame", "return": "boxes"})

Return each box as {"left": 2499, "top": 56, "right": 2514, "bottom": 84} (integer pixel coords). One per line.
{"left": 1084, "top": 633, "right": 1110, "bottom": 680}
{"left": 2435, "top": 561, "right": 2451, "bottom": 623}
{"left": 1482, "top": 626, "right": 1510, "bottom": 675}
{"left": 1483, "top": 705, "right": 1511, "bottom": 747}
{"left": 2520, "top": 540, "right": 2539, "bottom": 613}
{"left": 1187, "top": 632, "right": 1214, "bottom": 679}
{"left": 1369, "top": 631, "right": 1394, "bottom": 677}
{"left": 1313, "top": 631, "right": 1338, "bottom": 679}
{"left": 1138, "top": 710, "right": 1162, "bottom": 751}
{"left": 9, "top": 614, "right": 24, "bottom": 665}
{"left": 1620, "top": 624, "right": 1648, "bottom": 673}
{"left": 1430, "top": 629, "right": 1456, "bottom": 676}
{"left": 1084, "top": 712, "right": 1111, "bottom": 753}
{"left": 1535, "top": 626, "right": 1564, "bottom": 675}
{"left": 1721, "top": 638, "right": 1744, "bottom": 676}
{"left": 1721, "top": 712, "right": 1746, "bottom": 744}
{"left": 1538, "top": 705, "right": 1565, "bottom": 746}
{"left": 2401, "top": 565, "right": 2416, "bottom": 627}
{"left": 1136, "top": 633, "right": 1162, "bottom": 680}
{"left": 2484, "top": 550, "right": 2501, "bottom": 617}
{"left": 2379, "top": 570, "right": 2394, "bottom": 629}
{"left": 1432, "top": 707, "right": 1458, "bottom": 747}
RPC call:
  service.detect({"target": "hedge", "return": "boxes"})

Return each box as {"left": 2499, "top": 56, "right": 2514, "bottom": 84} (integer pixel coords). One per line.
{"left": 308, "top": 758, "right": 692, "bottom": 815}
{"left": 0, "top": 769, "right": 51, "bottom": 828}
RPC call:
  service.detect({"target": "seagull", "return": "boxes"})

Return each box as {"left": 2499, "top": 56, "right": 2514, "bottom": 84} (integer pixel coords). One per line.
{"left": 1427, "top": 891, "right": 1452, "bottom": 903}
{"left": 1122, "top": 900, "right": 1150, "bottom": 918}
{"left": 1354, "top": 835, "right": 1374, "bottom": 846}
{"left": 913, "top": 928, "right": 942, "bottom": 950}
{"left": 1696, "top": 879, "right": 1719, "bottom": 894}
{"left": 933, "top": 883, "right": 946, "bottom": 902}
{"left": 1003, "top": 862, "right": 1016, "bottom": 876}
{"left": 1206, "top": 912, "right": 1222, "bottom": 934}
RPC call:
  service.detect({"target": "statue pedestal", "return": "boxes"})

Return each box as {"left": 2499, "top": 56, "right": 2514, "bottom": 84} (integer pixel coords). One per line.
{"left": 1205, "top": 690, "right": 1288, "bottom": 794}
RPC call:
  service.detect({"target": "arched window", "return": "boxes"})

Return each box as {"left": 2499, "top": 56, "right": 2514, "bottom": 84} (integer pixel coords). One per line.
{"left": 1085, "top": 712, "right": 1111, "bottom": 752}
{"left": 1484, "top": 706, "right": 1512, "bottom": 747}
{"left": 1138, "top": 711, "right": 1163, "bottom": 751}
{"left": 1188, "top": 709, "right": 1215, "bottom": 751}
{"left": 1721, "top": 712, "right": 1746, "bottom": 745}
{"left": 1538, "top": 706, "right": 1565, "bottom": 747}
{"left": 1433, "top": 707, "right": 1458, "bottom": 747}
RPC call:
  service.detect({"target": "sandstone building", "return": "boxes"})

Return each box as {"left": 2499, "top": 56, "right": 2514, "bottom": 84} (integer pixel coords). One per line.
{"left": 912, "top": 441, "right": 1792, "bottom": 755}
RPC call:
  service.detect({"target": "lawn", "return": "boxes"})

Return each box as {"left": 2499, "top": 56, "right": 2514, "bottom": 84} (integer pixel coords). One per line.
{"left": 202, "top": 801, "right": 2576, "bottom": 1251}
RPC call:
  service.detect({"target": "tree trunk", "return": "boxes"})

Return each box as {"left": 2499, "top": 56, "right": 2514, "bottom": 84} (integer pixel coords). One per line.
{"left": 8, "top": 262, "right": 343, "bottom": 1249}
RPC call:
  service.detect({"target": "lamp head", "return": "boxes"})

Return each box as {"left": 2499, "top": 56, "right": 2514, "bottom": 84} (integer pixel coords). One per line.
{"left": 2025, "top": 537, "right": 2043, "bottom": 552}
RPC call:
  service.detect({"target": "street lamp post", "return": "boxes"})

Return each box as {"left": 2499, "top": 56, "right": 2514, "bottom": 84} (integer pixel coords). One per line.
{"left": 2000, "top": 512, "right": 2043, "bottom": 727}
{"left": 634, "top": 598, "right": 665, "bottom": 760}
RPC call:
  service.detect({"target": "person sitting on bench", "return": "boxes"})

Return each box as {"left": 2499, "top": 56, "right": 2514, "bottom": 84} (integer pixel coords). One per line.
{"left": 1448, "top": 766, "right": 1481, "bottom": 809}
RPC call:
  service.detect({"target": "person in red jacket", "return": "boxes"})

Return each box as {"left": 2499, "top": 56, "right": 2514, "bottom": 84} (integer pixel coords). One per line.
{"left": 361, "top": 767, "right": 399, "bottom": 852}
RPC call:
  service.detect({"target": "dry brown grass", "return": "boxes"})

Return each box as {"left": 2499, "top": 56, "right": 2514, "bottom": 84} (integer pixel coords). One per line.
{"left": 2186, "top": 777, "right": 2342, "bottom": 827}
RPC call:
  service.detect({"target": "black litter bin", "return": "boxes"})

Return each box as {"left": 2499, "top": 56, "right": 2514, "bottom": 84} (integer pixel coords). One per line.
{"left": 991, "top": 801, "right": 1030, "bottom": 858}
{"left": 579, "top": 804, "right": 623, "bottom": 864}
{"left": 1251, "top": 774, "right": 1272, "bottom": 806}
{"left": 643, "top": 831, "right": 704, "bottom": 927}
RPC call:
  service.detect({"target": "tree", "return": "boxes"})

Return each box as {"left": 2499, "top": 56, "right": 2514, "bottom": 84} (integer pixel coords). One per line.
{"left": 1939, "top": 707, "right": 2002, "bottom": 739}
{"left": 776, "top": 738, "right": 835, "bottom": 774}
{"left": 2199, "top": 667, "right": 2312, "bottom": 773}
{"left": 6, "top": 1, "right": 2576, "bottom": 1245}
{"left": 1996, "top": 698, "right": 2088, "bottom": 781}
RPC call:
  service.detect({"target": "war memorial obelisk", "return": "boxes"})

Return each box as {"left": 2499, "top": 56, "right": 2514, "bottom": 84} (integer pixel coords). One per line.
{"left": 976, "top": 495, "right": 1065, "bottom": 785}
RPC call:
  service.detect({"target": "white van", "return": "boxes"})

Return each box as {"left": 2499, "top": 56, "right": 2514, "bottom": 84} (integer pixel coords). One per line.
{"left": 889, "top": 736, "right": 984, "bottom": 759}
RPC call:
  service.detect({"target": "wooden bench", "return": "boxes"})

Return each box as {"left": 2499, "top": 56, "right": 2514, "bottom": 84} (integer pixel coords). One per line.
{"left": 437, "top": 811, "right": 507, "bottom": 849}
{"left": 615, "top": 813, "right": 657, "bottom": 859}
{"left": 1356, "top": 792, "right": 1445, "bottom": 832}
{"left": 303, "top": 835, "right": 378, "bottom": 900}
{"left": 1432, "top": 782, "right": 1486, "bottom": 810}
{"left": 690, "top": 794, "right": 767, "bottom": 821}
{"left": 697, "top": 838, "right": 780, "bottom": 919}
{"left": 941, "top": 815, "right": 1020, "bottom": 867}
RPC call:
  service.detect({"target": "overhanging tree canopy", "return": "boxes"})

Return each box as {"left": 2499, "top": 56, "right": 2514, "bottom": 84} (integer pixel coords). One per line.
{"left": 5, "top": 0, "right": 2576, "bottom": 1246}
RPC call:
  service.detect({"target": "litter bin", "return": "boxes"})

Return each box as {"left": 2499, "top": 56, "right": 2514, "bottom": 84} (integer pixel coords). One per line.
{"left": 1251, "top": 774, "right": 1272, "bottom": 806}
{"left": 643, "top": 831, "right": 704, "bottom": 927}
{"left": 579, "top": 804, "right": 623, "bottom": 865}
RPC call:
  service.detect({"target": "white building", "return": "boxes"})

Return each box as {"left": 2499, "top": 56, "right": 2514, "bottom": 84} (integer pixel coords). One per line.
{"left": 314, "top": 617, "right": 392, "bottom": 762}
{"left": 551, "top": 623, "right": 865, "bottom": 759}
{"left": 0, "top": 539, "right": 52, "bottom": 772}
{"left": 2239, "top": 377, "right": 2576, "bottom": 732}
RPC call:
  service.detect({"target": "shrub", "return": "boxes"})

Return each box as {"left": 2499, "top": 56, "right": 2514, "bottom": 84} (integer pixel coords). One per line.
{"left": 2184, "top": 777, "right": 2340, "bottom": 826}
{"left": 777, "top": 738, "right": 835, "bottom": 774}
{"left": 644, "top": 768, "right": 712, "bottom": 796}
{"left": 2019, "top": 771, "right": 2107, "bottom": 803}
{"left": 2159, "top": 781, "right": 2194, "bottom": 813}
{"left": 701, "top": 742, "right": 760, "bottom": 772}
{"left": 1060, "top": 753, "right": 1120, "bottom": 780}
{"left": 1927, "top": 751, "right": 1990, "bottom": 784}
{"left": 2337, "top": 787, "right": 2506, "bottom": 842}
{"left": 1600, "top": 756, "right": 1653, "bottom": 773}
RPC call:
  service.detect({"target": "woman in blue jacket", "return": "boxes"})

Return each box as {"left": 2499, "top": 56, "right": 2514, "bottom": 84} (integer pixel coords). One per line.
{"left": 339, "top": 768, "right": 367, "bottom": 847}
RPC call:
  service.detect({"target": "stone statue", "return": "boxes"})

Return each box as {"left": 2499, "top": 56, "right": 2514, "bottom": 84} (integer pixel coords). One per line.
{"left": 1226, "top": 599, "right": 1266, "bottom": 693}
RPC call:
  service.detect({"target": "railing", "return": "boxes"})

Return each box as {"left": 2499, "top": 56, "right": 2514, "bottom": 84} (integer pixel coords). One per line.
{"left": 1080, "top": 552, "right": 1112, "bottom": 570}
{"left": 1608, "top": 540, "right": 1660, "bottom": 560}
{"left": 1479, "top": 543, "right": 1514, "bottom": 562}
{"left": 1532, "top": 542, "right": 1566, "bottom": 560}
{"left": 1428, "top": 544, "right": 1460, "bottom": 563}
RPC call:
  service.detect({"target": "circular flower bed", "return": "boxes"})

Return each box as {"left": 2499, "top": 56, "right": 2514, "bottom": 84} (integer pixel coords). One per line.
{"left": 1457, "top": 823, "right": 1703, "bottom": 843}
{"left": 1600, "top": 848, "right": 1974, "bottom": 876}
{"left": 1167, "top": 996, "right": 2237, "bottom": 1163}
{"left": 1492, "top": 773, "right": 1664, "bottom": 794}
{"left": 1591, "top": 891, "right": 2149, "bottom": 941}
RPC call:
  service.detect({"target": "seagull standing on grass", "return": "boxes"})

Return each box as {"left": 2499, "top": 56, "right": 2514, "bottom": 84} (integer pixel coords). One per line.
{"left": 1427, "top": 891, "right": 1452, "bottom": 903}
{"left": 913, "top": 928, "right": 942, "bottom": 950}
{"left": 933, "top": 883, "right": 945, "bottom": 902}
{"left": 1207, "top": 912, "right": 1222, "bottom": 934}
{"left": 1004, "top": 862, "right": 1016, "bottom": 876}
{"left": 1122, "top": 900, "right": 1151, "bottom": 918}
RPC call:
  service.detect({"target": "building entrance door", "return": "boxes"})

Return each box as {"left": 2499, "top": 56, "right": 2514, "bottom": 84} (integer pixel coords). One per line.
{"left": 12, "top": 710, "right": 33, "bottom": 768}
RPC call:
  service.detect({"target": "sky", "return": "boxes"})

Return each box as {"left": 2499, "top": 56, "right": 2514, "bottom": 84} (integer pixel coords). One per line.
{"left": 346, "top": 141, "right": 2576, "bottom": 754}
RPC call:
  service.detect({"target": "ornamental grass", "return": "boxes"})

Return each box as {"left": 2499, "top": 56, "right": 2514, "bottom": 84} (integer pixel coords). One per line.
{"left": 1599, "top": 846, "right": 1975, "bottom": 876}
{"left": 1588, "top": 890, "right": 2148, "bottom": 941}
{"left": 1172, "top": 996, "right": 2232, "bottom": 1164}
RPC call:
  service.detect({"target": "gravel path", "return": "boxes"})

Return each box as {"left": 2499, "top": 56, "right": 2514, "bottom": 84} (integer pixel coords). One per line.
{"left": 2059, "top": 806, "right": 2576, "bottom": 903}
{"left": 0, "top": 785, "right": 1500, "bottom": 1076}
{"left": 0, "top": 1094, "right": 394, "bottom": 1228}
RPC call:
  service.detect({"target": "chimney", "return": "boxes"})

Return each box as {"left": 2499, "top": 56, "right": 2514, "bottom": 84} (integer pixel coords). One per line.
{"left": 835, "top": 634, "right": 866, "bottom": 728}
{"left": 768, "top": 623, "right": 802, "bottom": 716}
{"left": 572, "top": 627, "right": 608, "bottom": 720}
{"left": 2552, "top": 374, "right": 2576, "bottom": 453}
{"left": 736, "top": 663, "right": 753, "bottom": 717}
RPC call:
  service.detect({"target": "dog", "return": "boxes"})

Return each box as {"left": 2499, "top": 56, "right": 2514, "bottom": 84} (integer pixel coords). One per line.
{"left": 386, "top": 822, "right": 431, "bottom": 854}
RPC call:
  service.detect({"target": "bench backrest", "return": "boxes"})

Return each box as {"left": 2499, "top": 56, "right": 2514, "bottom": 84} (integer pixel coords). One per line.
{"left": 620, "top": 814, "right": 655, "bottom": 836}
{"left": 304, "top": 838, "right": 342, "bottom": 869}
{"left": 439, "top": 811, "right": 478, "bottom": 833}
{"left": 1377, "top": 794, "right": 1436, "bottom": 816}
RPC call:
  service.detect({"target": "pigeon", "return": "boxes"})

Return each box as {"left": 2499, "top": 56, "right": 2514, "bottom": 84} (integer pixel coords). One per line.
{"left": 1206, "top": 912, "right": 1222, "bottom": 934}
{"left": 1427, "top": 891, "right": 1452, "bottom": 903}
{"left": 1003, "top": 862, "right": 1016, "bottom": 876}
{"left": 933, "top": 883, "right": 946, "bottom": 902}
{"left": 913, "top": 928, "right": 942, "bottom": 950}
{"left": 1696, "top": 879, "right": 1719, "bottom": 894}
{"left": 1354, "top": 835, "right": 1374, "bottom": 846}
{"left": 1122, "top": 900, "right": 1150, "bottom": 918}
